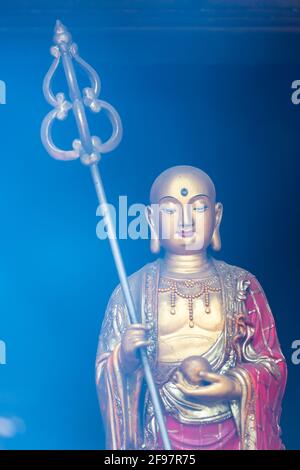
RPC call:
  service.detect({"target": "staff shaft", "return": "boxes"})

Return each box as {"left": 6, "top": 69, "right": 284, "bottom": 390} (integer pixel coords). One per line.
{"left": 91, "top": 164, "right": 171, "bottom": 450}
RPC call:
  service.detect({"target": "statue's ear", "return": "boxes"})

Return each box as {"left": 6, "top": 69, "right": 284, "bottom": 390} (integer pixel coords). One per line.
{"left": 211, "top": 202, "right": 223, "bottom": 252}
{"left": 145, "top": 205, "right": 154, "bottom": 229}
{"left": 145, "top": 204, "right": 160, "bottom": 254}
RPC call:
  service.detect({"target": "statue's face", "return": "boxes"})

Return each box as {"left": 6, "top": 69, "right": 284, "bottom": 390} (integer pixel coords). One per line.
{"left": 148, "top": 166, "right": 222, "bottom": 255}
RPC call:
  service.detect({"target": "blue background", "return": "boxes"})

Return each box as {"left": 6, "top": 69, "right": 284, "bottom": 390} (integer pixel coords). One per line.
{"left": 0, "top": 0, "right": 300, "bottom": 449}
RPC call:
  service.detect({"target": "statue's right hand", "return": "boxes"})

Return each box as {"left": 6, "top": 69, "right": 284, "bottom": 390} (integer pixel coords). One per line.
{"left": 120, "top": 324, "right": 151, "bottom": 373}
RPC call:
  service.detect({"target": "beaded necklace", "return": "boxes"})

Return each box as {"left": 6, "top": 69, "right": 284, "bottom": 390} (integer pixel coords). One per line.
{"left": 158, "top": 276, "right": 221, "bottom": 328}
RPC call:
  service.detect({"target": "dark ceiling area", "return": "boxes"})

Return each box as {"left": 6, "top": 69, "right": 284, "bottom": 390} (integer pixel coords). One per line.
{"left": 1, "top": 0, "right": 300, "bottom": 32}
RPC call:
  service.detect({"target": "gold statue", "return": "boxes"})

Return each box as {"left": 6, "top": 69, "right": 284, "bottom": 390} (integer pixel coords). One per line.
{"left": 96, "top": 165, "right": 287, "bottom": 450}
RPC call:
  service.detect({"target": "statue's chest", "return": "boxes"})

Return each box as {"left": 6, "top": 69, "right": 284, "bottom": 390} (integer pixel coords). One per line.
{"left": 158, "top": 292, "right": 224, "bottom": 333}
{"left": 156, "top": 277, "right": 225, "bottom": 361}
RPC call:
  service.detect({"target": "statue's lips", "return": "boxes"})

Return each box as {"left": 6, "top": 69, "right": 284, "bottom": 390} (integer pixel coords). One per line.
{"left": 177, "top": 229, "right": 195, "bottom": 238}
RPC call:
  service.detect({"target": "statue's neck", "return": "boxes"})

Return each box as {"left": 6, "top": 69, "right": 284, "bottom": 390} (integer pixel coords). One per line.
{"left": 160, "top": 252, "right": 215, "bottom": 279}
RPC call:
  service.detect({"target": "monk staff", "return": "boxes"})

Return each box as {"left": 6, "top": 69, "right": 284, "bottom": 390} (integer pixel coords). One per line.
{"left": 40, "top": 20, "right": 171, "bottom": 450}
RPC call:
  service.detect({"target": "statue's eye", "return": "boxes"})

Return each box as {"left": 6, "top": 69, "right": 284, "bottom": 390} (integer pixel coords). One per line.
{"left": 161, "top": 207, "right": 177, "bottom": 215}
{"left": 193, "top": 205, "right": 208, "bottom": 213}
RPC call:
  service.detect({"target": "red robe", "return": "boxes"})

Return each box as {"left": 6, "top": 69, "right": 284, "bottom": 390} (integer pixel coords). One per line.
{"left": 233, "top": 275, "right": 287, "bottom": 449}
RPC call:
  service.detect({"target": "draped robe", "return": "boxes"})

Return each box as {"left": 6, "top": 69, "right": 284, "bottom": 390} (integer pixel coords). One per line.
{"left": 95, "top": 259, "right": 287, "bottom": 450}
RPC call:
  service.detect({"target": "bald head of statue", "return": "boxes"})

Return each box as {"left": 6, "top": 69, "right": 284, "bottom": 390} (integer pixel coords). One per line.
{"left": 146, "top": 165, "right": 223, "bottom": 255}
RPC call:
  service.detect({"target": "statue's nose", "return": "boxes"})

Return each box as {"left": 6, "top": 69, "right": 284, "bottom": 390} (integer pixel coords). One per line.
{"left": 179, "top": 205, "right": 193, "bottom": 229}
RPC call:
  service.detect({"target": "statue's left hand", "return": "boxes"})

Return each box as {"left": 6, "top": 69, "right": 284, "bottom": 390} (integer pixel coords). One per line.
{"left": 173, "top": 370, "right": 242, "bottom": 402}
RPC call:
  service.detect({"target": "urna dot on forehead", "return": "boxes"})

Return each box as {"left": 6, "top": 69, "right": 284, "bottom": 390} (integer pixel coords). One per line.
{"left": 150, "top": 165, "right": 216, "bottom": 203}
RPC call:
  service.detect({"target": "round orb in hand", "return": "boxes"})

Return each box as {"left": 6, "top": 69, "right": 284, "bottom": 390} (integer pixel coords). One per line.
{"left": 179, "top": 356, "right": 212, "bottom": 386}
